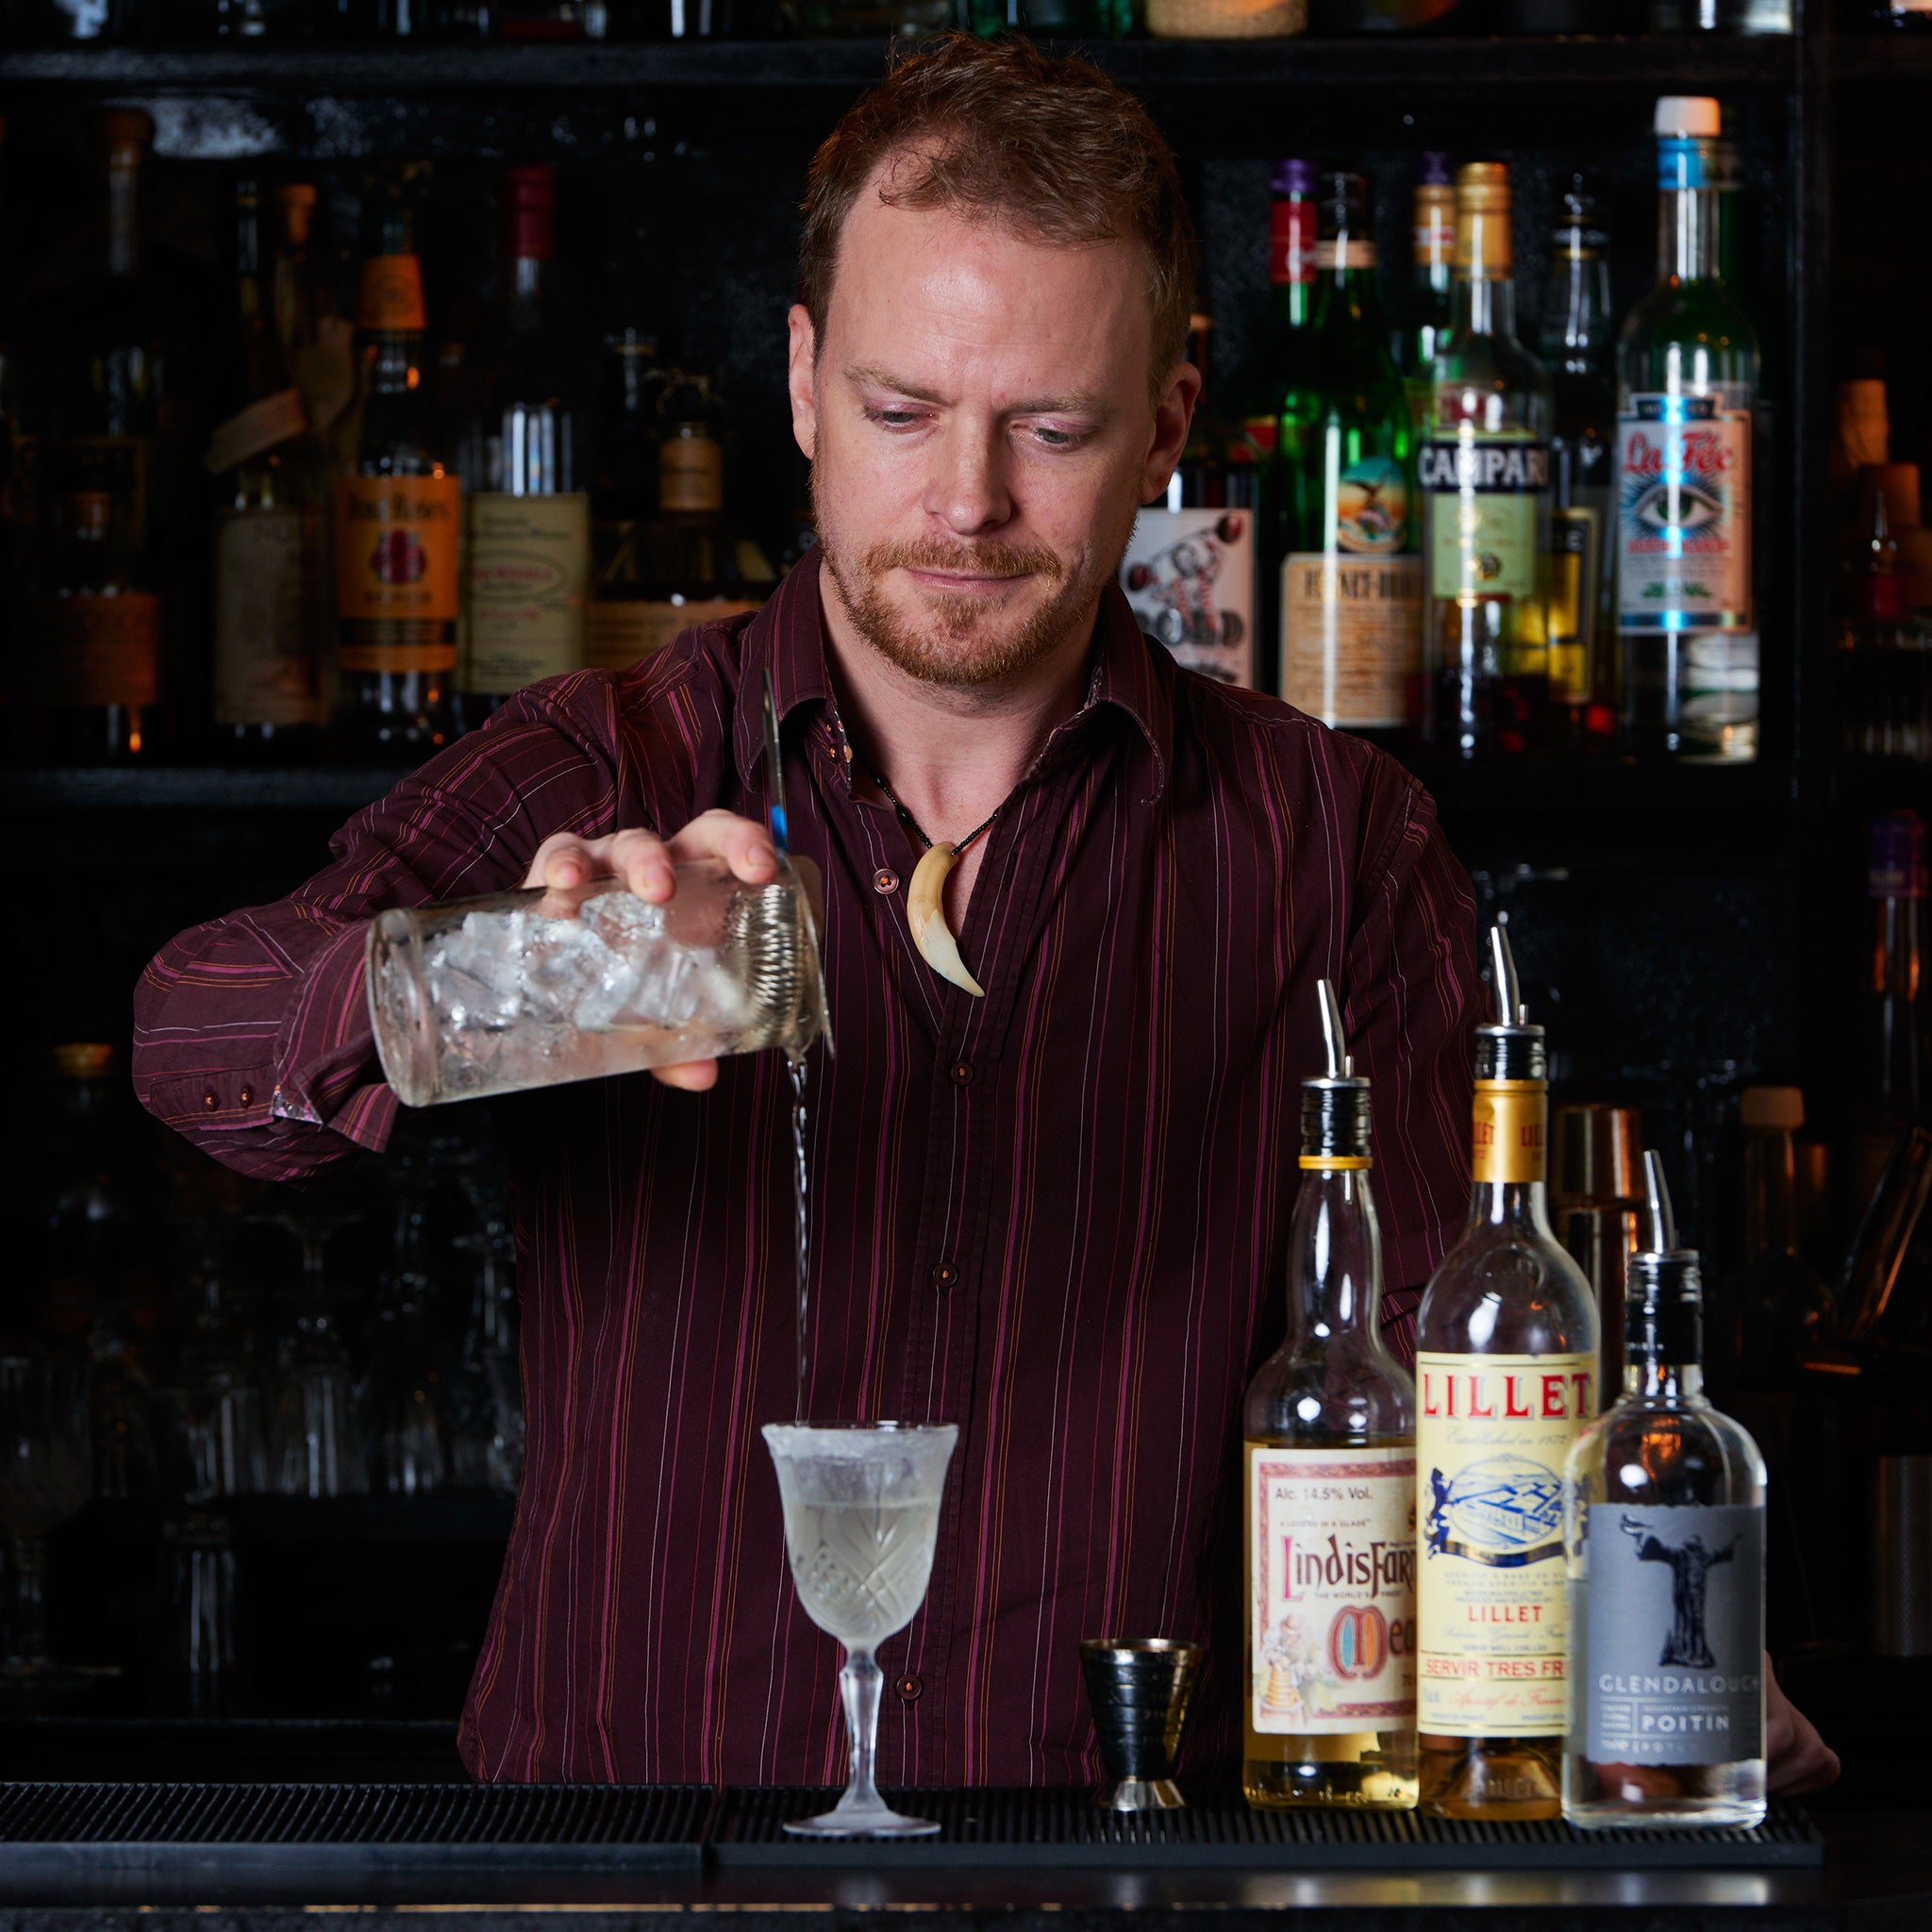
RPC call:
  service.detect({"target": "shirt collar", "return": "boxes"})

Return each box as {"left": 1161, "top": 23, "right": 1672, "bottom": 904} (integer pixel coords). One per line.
{"left": 733, "top": 544, "right": 1173, "bottom": 803}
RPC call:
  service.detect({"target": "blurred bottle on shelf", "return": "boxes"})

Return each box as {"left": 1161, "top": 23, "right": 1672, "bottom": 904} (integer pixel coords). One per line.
{"left": 1419, "top": 161, "right": 1554, "bottom": 759}
{"left": 456, "top": 165, "right": 589, "bottom": 729}
{"left": 1551, "top": 1103, "right": 1644, "bottom": 1409}
{"left": 273, "top": 183, "right": 358, "bottom": 474}
{"left": 1873, "top": 0, "right": 1932, "bottom": 28}
{"left": 6, "top": 0, "right": 126, "bottom": 38}
{"left": 1648, "top": 0, "right": 1790, "bottom": 26}
{"left": 1618, "top": 98, "right": 1761, "bottom": 763}
{"left": 1273, "top": 174, "right": 1417, "bottom": 741}
{"left": 1391, "top": 151, "right": 1454, "bottom": 435}
{"left": 334, "top": 180, "right": 458, "bottom": 761}
{"left": 267, "top": 1209, "right": 369, "bottom": 1499}
{"left": 583, "top": 373, "right": 766, "bottom": 673}
{"left": 1846, "top": 812, "right": 1928, "bottom": 1224}
{"left": 1245, "top": 158, "right": 1318, "bottom": 463}
{"left": 208, "top": 176, "right": 324, "bottom": 760}
{"left": 1118, "top": 310, "right": 1262, "bottom": 691}
{"left": 965, "top": 0, "right": 1133, "bottom": 29}
{"left": 1856, "top": 463, "right": 1932, "bottom": 612}
{"left": 1540, "top": 176, "right": 1617, "bottom": 750}
{"left": 1838, "top": 494, "right": 1932, "bottom": 760}
{"left": 1146, "top": 0, "right": 1307, "bottom": 30}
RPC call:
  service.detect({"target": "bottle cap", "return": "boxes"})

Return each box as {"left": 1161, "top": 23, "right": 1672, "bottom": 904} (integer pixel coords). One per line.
{"left": 1740, "top": 1085, "right": 1804, "bottom": 1131}
{"left": 99, "top": 108, "right": 154, "bottom": 160}
{"left": 1655, "top": 95, "right": 1722, "bottom": 139}
{"left": 1417, "top": 150, "right": 1454, "bottom": 187}
{"left": 1301, "top": 978, "right": 1372, "bottom": 1165}
{"left": 1868, "top": 810, "right": 1927, "bottom": 902}
{"left": 1555, "top": 173, "right": 1605, "bottom": 256}
{"left": 1316, "top": 172, "right": 1374, "bottom": 271}
{"left": 1271, "top": 158, "right": 1316, "bottom": 197}
{"left": 1453, "top": 162, "right": 1511, "bottom": 279}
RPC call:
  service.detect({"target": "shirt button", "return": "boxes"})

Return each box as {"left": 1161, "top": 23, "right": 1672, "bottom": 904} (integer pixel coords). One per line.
{"left": 931, "top": 1260, "right": 958, "bottom": 1291}
{"left": 949, "top": 1059, "right": 973, "bottom": 1087}
{"left": 239, "top": 1085, "right": 254, "bottom": 1107}
{"left": 202, "top": 1090, "right": 219, "bottom": 1111}
{"left": 895, "top": 1673, "right": 923, "bottom": 1702}
{"left": 874, "top": 867, "right": 899, "bottom": 895}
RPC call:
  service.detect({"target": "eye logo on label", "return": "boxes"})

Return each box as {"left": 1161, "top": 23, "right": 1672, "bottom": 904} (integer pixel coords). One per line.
{"left": 1327, "top": 1604, "right": 1389, "bottom": 1680}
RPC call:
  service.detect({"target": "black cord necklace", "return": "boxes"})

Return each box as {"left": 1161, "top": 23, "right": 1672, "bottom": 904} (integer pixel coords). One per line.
{"left": 854, "top": 754, "right": 1003, "bottom": 860}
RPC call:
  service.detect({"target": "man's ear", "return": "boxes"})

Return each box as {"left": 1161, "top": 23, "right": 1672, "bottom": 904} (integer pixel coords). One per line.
{"left": 788, "top": 304, "right": 819, "bottom": 463}
{"left": 1138, "top": 357, "right": 1204, "bottom": 507}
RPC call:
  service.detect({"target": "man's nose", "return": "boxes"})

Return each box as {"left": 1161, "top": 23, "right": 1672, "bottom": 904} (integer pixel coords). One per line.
{"left": 922, "top": 420, "right": 1011, "bottom": 536}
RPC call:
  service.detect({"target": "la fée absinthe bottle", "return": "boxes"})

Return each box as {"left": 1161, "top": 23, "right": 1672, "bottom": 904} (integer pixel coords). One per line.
{"left": 1617, "top": 97, "right": 1760, "bottom": 763}
{"left": 1419, "top": 164, "right": 1555, "bottom": 759}
{"left": 1415, "top": 926, "right": 1598, "bottom": 1819}
{"left": 1563, "top": 1152, "right": 1767, "bottom": 1828}
{"left": 1243, "top": 981, "right": 1418, "bottom": 1810}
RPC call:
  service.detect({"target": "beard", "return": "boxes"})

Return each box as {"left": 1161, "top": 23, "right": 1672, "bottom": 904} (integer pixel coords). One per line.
{"left": 812, "top": 475, "right": 1128, "bottom": 691}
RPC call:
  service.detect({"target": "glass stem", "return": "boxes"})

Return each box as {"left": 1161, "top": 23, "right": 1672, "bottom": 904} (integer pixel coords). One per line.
{"left": 8, "top": 1535, "right": 50, "bottom": 1668}
{"left": 838, "top": 1644, "right": 884, "bottom": 1812}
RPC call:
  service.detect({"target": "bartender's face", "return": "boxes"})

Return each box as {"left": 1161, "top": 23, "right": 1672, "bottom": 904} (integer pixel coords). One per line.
{"left": 788, "top": 159, "right": 1197, "bottom": 690}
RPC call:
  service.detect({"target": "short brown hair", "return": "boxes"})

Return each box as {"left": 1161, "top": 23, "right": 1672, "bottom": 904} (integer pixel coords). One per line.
{"left": 799, "top": 34, "right": 1197, "bottom": 399}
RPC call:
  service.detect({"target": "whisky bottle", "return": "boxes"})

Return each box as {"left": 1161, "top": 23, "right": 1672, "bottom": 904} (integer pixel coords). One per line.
{"left": 1244, "top": 980, "right": 1417, "bottom": 1810}
{"left": 1275, "top": 173, "right": 1419, "bottom": 744}
{"left": 1119, "top": 309, "right": 1262, "bottom": 690}
{"left": 1563, "top": 1152, "right": 1767, "bottom": 1828}
{"left": 333, "top": 184, "right": 458, "bottom": 761}
{"left": 457, "top": 166, "right": 590, "bottom": 725}
{"left": 1617, "top": 97, "right": 1760, "bottom": 763}
{"left": 273, "top": 183, "right": 357, "bottom": 472}
{"left": 1415, "top": 925, "right": 1597, "bottom": 1819}
{"left": 1540, "top": 177, "right": 1616, "bottom": 746}
{"left": 1419, "top": 163, "right": 1554, "bottom": 760}
{"left": 1391, "top": 151, "right": 1454, "bottom": 435}
{"left": 208, "top": 176, "right": 321, "bottom": 758}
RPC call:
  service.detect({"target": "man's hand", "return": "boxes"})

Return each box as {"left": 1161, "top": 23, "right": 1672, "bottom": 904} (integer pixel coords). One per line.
{"left": 523, "top": 810, "right": 779, "bottom": 1093}
{"left": 1766, "top": 1655, "right": 1840, "bottom": 1794}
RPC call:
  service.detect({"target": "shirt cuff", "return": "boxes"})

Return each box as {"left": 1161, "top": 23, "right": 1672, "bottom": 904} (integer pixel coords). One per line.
{"left": 272, "top": 917, "right": 396, "bottom": 1150}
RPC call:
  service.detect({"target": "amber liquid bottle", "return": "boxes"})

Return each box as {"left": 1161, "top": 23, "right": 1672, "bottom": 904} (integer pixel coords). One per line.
{"left": 333, "top": 186, "right": 458, "bottom": 761}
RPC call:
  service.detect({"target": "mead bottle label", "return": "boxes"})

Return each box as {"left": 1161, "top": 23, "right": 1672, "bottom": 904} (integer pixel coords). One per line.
{"left": 1574, "top": 1502, "right": 1764, "bottom": 1766}
{"left": 1415, "top": 1353, "right": 1596, "bottom": 1738}
{"left": 1121, "top": 505, "right": 1257, "bottom": 689}
{"left": 334, "top": 473, "right": 460, "bottom": 672}
{"left": 460, "top": 491, "right": 590, "bottom": 694}
{"left": 1420, "top": 435, "right": 1548, "bottom": 602}
{"left": 1248, "top": 1444, "right": 1417, "bottom": 1734}
{"left": 1616, "top": 394, "right": 1751, "bottom": 632}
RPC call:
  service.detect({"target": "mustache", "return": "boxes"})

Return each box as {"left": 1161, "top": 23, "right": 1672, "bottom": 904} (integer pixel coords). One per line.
{"left": 863, "top": 538, "right": 1066, "bottom": 584}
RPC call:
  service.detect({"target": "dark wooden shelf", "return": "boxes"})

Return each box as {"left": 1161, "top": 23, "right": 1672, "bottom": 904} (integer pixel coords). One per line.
{"left": 1829, "top": 32, "right": 1932, "bottom": 83}
{"left": 0, "top": 34, "right": 1801, "bottom": 94}
{"left": 1, "top": 766, "right": 397, "bottom": 812}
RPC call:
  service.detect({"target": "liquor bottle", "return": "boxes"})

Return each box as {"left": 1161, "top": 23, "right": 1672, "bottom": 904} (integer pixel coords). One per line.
{"left": 1419, "top": 164, "right": 1555, "bottom": 760}
{"left": 1847, "top": 814, "right": 1928, "bottom": 1216}
{"left": 1391, "top": 151, "right": 1455, "bottom": 434}
{"left": 1875, "top": 0, "right": 1932, "bottom": 28}
{"left": 1617, "top": 98, "right": 1760, "bottom": 763}
{"left": 1562, "top": 1153, "right": 1767, "bottom": 1829}
{"left": 457, "top": 166, "right": 590, "bottom": 726}
{"left": 587, "top": 317, "right": 666, "bottom": 663}
{"left": 1274, "top": 175, "right": 1418, "bottom": 743}
{"left": 273, "top": 184, "right": 357, "bottom": 472}
{"left": 1415, "top": 926, "right": 1598, "bottom": 1819}
{"left": 38, "top": 111, "right": 167, "bottom": 760}
{"left": 1540, "top": 177, "right": 1617, "bottom": 746}
{"left": 333, "top": 184, "right": 458, "bottom": 761}
{"left": 1119, "top": 311, "right": 1262, "bottom": 690}
{"left": 583, "top": 374, "right": 763, "bottom": 672}
{"left": 1243, "top": 158, "right": 1318, "bottom": 462}
{"left": 1839, "top": 494, "right": 1932, "bottom": 760}
{"left": 1243, "top": 981, "right": 1418, "bottom": 1810}
{"left": 207, "top": 177, "right": 321, "bottom": 758}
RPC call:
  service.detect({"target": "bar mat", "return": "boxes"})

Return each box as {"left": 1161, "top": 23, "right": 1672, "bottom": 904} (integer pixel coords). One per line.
{"left": 0, "top": 1781, "right": 711, "bottom": 1870}
{"left": 709, "top": 1786, "right": 1825, "bottom": 1869}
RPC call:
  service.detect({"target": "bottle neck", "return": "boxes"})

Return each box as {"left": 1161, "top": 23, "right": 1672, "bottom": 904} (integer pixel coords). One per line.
{"left": 1741, "top": 1127, "right": 1801, "bottom": 1257}
{"left": 1660, "top": 184, "right": 1723, "bottom": 287}
{"left": 1284, "top": 1164, "right": 1383, "bottom": 1350}
{"left": 1466, "top": 1176, "right": 1558, "bottom": 1239}
{"left": 106, "top": 158, "right": 142, "bottom": 281}
{"left": 368, "top": 334, "right": 424, "bottom": 396}
{"left": 1622, "top": 1356, "right": 1706, "bottom": 1403}
{"left": 1453, "top": 273, "right": 1516, "bottom": 339}
{"left": 507, "top": 252, "right": 546, "bottom": 335}
{"left": 1548, "top": 248, "right": 1610, "bottom": 369}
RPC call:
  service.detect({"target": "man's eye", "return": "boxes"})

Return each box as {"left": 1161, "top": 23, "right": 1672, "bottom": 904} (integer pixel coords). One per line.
{"left": 867, "top": 407, "right": 923, "bottom": 429}
{"left": 1029, "top": 425, "right": 1080, "bottom": 449}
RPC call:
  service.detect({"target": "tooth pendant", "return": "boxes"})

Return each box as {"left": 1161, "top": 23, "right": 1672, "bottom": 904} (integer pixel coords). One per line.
{"left": 906, "top": 842, "right": 986, "bottom": 998}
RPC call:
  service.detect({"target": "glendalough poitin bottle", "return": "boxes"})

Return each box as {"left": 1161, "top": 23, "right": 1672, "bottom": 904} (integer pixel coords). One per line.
{"left": 1563, "top": 1152, "right": 1767, "bottom": 1828}
{"left": 1415, "top": 927, "right": 1598, "bottom": 1819}
{"left": 1243, "top": 981, "right": 1418, "bottom": 1810}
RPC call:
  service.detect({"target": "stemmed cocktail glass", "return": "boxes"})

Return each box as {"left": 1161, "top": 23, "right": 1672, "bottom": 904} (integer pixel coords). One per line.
{"left": 762, "top": 1422, "right": 957, "bottom": 1838}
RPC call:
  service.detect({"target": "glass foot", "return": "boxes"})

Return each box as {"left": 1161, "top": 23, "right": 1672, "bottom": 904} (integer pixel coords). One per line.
{"left": 783, "top": 1804, "right": 941, "bottom": 1839}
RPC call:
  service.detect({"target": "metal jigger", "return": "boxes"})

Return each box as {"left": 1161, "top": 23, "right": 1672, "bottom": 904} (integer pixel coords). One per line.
{"left": 1078, "top": 1638, "right": 1203, "bottom": 1811}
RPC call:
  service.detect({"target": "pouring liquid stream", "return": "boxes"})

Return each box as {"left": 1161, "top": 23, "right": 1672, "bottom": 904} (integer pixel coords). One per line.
{"left": 790, "top": 1055, "right": 809, "bottom": 1422}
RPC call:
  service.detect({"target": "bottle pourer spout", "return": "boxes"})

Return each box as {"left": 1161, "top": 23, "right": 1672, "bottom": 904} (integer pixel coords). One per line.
{"left": 1489, "top": 924, "right": 1525, "bottom": 1026}
{"left": 1641, "top": 1147, "right": 1678, "bottom": 1255}
{"left": 1317, "top": 977, "right": 1348, "bottom": 1080}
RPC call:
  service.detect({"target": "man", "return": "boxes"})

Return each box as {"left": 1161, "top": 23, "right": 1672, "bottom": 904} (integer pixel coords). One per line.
{"left": 132, "top": 36, "right": 1834, "bottom": 1794}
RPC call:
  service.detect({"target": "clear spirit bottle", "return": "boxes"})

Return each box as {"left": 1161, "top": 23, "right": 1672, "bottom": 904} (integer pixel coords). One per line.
{"left": 1415, "top": 927, "right": 1598, "bottom": 1819}
{"left": 1419, "top": 164, "right": 1555, "bottom": 760}
{"left": 1563, "top": 1152, "right": 1767, "bottom": 1828}
{"left": 1616, "top": 97, "right": 1760, "bottom": 763}
{"left": 1243, "top": 982, "right": 1417, "bottom": 1810}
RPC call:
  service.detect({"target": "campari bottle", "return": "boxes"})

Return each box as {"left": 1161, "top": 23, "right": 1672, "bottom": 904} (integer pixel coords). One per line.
{"left": 1563, "top": 1152, "right": 1767, "bottom": 1828}
{"left": 1243, "top": 981, "right": 1418, "bottom": 1810}
{"left": 1415, "top": 925, "right": 1598, "bottom": 1819}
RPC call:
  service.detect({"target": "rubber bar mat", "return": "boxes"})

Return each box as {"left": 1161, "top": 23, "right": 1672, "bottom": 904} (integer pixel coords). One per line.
{"left": 0, "top": 1782, "right": 711, "bottom": 1871}
{"left": 709, "top": 1786, "right": 1825, "bottom": 1869}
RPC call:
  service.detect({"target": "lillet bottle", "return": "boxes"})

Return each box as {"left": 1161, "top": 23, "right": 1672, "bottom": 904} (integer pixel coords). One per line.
{"left": 1243, "top": 979, "right": 1418, "bottom": 1810}
{"left": 1563, "top": 1152, "right": 1767, "bottom": 1828}
{"left": 1415, "top": 926, "right": 1598, "bottom": 1820}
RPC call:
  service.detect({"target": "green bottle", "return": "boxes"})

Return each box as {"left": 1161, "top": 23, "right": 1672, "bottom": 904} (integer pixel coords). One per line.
{"left": 1275, "top": 174, "right": 1420, "bottom": 746}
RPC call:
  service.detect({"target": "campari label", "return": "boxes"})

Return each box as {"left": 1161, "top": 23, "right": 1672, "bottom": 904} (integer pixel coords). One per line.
{"left": 1616, "top": 394, "right": 1752, "bottom": 632}
{"left": 1248, "top": 1444, "right": 1417, "bottom": 1735}
{"left": 1419, "top": 435, "right": 1548, "bottom": 602}
{"left": 1415, "top": 1353, "right": 1596, "bottom": 1738}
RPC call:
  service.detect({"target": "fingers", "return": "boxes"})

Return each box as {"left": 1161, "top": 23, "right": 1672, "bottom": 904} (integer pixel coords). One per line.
{"left": 522, "top": 828, "right": 674, "bottom": 901}
{"left": 668, "top": 808, "right": 778, "bottom": 886}
{"left": 651, "top": 1058, "right": 720, "bottom": 1093}
{"left": 1765, "top": 1656, "right": 1840, "bottom": 1795}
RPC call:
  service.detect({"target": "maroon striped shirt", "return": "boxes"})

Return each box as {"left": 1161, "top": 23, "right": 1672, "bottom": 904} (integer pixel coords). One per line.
{"left": 133, "top": 548, "right": 1479, "bottom": 1786}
